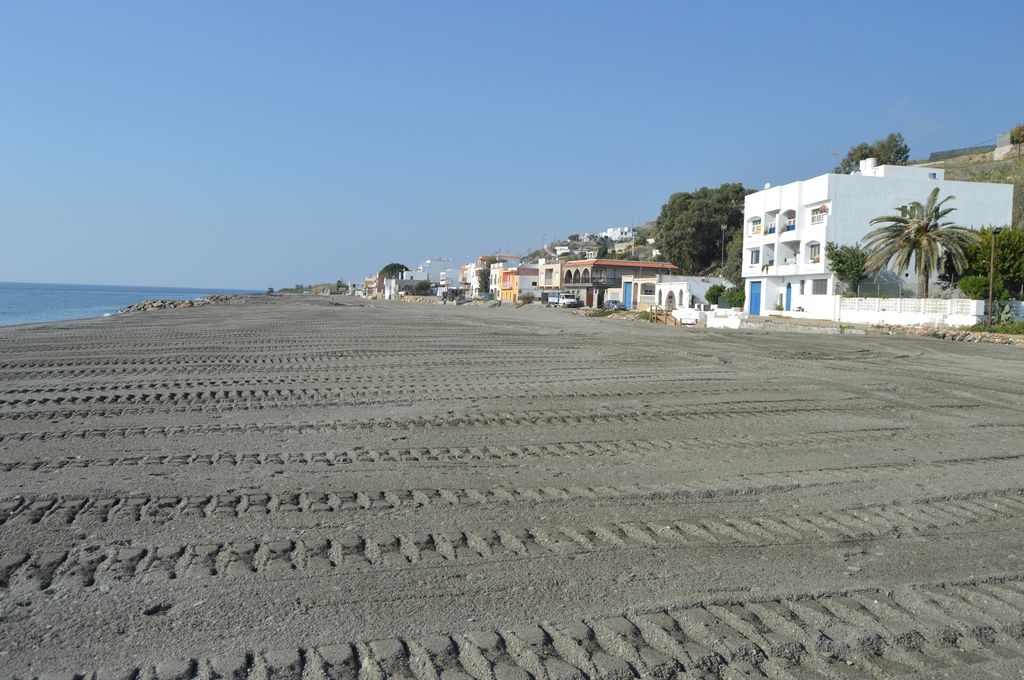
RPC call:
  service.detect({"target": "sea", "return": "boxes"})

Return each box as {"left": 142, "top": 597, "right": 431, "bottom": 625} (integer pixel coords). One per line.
{"left": 0, "top": 281, "right": 260, "bottom": 327}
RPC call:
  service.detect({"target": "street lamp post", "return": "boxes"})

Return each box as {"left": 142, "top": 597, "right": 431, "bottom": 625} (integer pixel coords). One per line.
{"left": 987, "top": 226, "right": 1005, "bottom": 329}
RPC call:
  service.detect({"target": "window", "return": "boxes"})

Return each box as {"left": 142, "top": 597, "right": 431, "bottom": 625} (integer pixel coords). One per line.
{"left": 749, "top": 249, "right": 760, "bottom": 265}
{"left": 808, "top": 243, "right": 820, "bottom": 263}
{"left": 928, "top": 172, "right": 937, "bottom": 179}
{"left": 810, "top": 204, "right": 828, "bottom": 224}
{"left": 749, "top": 217, "right": 762, "bottom": 235}
{"left": 544, "top": 270, "right": 553, "bottom": 285}
{"left": 811, "top": 279, "right": 827, "bottom": 295}
{"left": 799, "top": 280, "right": 805, "bottom": 295}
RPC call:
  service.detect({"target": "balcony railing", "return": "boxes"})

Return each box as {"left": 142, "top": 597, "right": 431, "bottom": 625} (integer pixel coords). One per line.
{"left": 766, "top": 226, "right": 776, "bottom": 234}
{"left": 564, "top": 275, "right": 623, "bottom": 289}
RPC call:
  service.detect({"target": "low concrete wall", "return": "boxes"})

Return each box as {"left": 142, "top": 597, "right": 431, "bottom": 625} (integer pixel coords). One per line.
{"left": 838, "top": 297, "right": 984, "bottom": 327}
{"left": 672, "top": 309, "right": 705, "bottom": 325}
{"left": 706, "top": 310, "right": 743, "bottom": 329}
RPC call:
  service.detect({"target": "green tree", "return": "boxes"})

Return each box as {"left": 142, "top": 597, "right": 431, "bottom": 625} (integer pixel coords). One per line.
{"left": 1011, "top": 124, "right": 1024, "bottom": 146}
{"left": 722, "top": 227, "right": 744, "bottom": 286}
{"left": 957, "top": 274, "right": 1009, "bottom": 300}
{"left": 824, "top": 242, "right": 869, "bottom": 294}
{"left": 943, "top": 227, "right": 1024, "bottom": 296}
{"left": 477, "top": 256, "right": 499, "bottom": 293}
{"left": 266, "top": 287, "right": 275, "bottom": 295}
{"left": 863, "top": 188, "right": 981, "bottom": 297}
{"left": 378, "top": 262, "right": 408, "bottom": 279}
{"left": 335, "top": 279, "right": 346, "bottom": 291}
{"left": 413, "top": 279, "right": 432, "bottom": 295}
{"left": 834, "top": 133, "right": 910, "bottom": 174}
{"left": 654, "top": 183, "right": 749, "bottom": 273}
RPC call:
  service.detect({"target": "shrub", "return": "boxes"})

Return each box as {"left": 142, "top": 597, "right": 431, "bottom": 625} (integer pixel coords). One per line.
{"left": 412, "top": 280, "right": 432, "bottom": 295}
{"left": 705, "top": 284, "right": 726, "bottom": 305}
{"left": 971, "top": 321, "right": 1024, "bottom": 334}
{"left": 725, "top": 287, "right": 745, "bottom": 309}
{"left": 958, "top": 274, "right": 1008, "bottom": 300}
{"left": 518, "top": 292, "right": 536, "bottom": 304}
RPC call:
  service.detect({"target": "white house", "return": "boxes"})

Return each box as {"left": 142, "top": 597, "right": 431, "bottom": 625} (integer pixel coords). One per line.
{"left": 742, "top": 159, "right": 1013, "bottom": 319}
{"left": 653, "top": 275, "right": 728, "bottom": 310}
{"left": 601, "top": 226, "right": 635, "bottom": 241}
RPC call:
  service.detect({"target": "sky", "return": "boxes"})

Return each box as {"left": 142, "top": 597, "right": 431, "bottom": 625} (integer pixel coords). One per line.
{"left": 2, "top": 1, "right": 1022, "bottom": 289}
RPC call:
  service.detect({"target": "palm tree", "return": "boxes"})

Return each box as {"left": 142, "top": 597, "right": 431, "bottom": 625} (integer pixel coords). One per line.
{"left": 862, "top": 187, "right": 980, "bottom": 297}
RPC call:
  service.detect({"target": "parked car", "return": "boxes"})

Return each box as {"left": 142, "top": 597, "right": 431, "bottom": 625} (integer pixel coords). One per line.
{"left": 558, "top": 295, "right": 582, "bottom": 308}
{"left": 602, "top": 300, "right": 627, "bottom": 311}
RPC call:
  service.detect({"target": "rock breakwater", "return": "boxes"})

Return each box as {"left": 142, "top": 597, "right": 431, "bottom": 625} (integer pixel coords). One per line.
{"left": 118, "top": 294, "right": 241, "bottom": 314}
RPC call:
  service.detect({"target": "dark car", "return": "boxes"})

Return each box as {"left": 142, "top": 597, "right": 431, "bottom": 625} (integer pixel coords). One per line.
{"left": 602, "top": 300, "right": 627, "bottom": 311}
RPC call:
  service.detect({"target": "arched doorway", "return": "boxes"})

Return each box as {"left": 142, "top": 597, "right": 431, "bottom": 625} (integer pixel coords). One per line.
{"left": 665, "top": 291, "right": 676, "bottom": 311}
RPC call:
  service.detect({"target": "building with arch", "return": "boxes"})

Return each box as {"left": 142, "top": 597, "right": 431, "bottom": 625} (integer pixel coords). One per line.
{"left": 561, "top": 259, "right": 678, "bottom": 307}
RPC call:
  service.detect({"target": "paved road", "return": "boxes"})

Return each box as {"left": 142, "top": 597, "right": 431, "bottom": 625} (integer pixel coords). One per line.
{"left": 3, "top": 296, "right": 1024, "bottom": 678}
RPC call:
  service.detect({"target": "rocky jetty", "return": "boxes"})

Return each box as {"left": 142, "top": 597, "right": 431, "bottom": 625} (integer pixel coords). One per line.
{"left": 118, "top": 294, "right": 240, "bottom": 314}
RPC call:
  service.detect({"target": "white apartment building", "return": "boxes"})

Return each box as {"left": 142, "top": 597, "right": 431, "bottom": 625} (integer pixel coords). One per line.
{"left": 742, "top": 159, "right": 1013, "bottom": 318}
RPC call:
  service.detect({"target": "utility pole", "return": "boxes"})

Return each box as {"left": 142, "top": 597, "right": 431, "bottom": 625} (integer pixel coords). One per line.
{"left": 720, "top": 224, "right": 728, "bottom": 270}
{"left": 988, "top": 227, "right": 1005, "bottom": 329}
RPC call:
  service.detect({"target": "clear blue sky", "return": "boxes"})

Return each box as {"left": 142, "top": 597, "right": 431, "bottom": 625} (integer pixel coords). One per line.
{"left": 2, "top": 1, "right": 1021, "bottom": 289}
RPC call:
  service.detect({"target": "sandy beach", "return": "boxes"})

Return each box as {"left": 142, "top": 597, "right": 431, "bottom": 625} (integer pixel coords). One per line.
{"left": 3, "top": 295, "right": 1024, "bottom": 677}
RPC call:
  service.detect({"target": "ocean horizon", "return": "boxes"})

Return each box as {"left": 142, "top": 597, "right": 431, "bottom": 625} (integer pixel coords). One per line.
{"left": 0, "top": 281, "right": 260, "bottom": 327}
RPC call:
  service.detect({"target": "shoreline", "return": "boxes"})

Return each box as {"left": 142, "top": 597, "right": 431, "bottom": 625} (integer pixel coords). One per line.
{"left": 0, "top": 290, "right": 260, "bottom": 330}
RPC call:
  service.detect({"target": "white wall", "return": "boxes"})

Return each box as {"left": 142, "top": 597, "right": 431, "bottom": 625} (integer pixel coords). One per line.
{"left": 837, "top": 297, "right": 984, "bottom": 327}
{"left": 829, "top": 174, "right": 1012, "bottom": 248}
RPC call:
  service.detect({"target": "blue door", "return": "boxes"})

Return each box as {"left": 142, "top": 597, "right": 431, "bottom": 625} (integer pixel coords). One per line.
{"left": 785, "top": 283, "right": 792, "bottom": 311}
{"left": 749, "top": 281, "right": 762, "bottom": 316}
{"left": 623, "top": 283, "right": 633, "bottom": 309}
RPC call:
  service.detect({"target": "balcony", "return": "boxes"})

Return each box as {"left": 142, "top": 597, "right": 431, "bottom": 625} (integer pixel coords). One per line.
{"left": 564, "top": 275, "right": 623, "bottom": 289}
{"left": 766, "top": 226, "right": 777, "bottom": 235}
